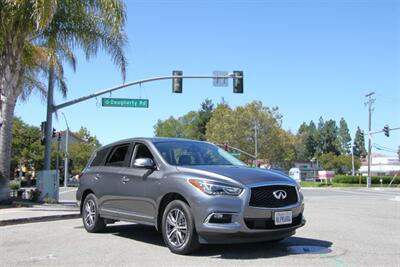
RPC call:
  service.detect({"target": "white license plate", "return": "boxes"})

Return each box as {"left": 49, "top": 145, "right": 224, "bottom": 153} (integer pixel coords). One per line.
{"left": 274, "top": 211, "right": 292, "bottom": 225}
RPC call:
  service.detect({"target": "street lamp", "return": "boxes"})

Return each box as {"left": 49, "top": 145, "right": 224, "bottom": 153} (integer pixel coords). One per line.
{"left": 61, "top": 113, "right": 69, "bottom": 188}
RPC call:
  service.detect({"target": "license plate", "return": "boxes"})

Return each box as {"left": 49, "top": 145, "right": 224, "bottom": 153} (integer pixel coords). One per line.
{"left": 274, "top": 211, "right": 292, "bottom": 225}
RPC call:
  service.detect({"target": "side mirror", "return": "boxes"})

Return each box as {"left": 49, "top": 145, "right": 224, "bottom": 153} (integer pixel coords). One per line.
{"left": 134, "top": 158, "right": 156, "bottom": 169}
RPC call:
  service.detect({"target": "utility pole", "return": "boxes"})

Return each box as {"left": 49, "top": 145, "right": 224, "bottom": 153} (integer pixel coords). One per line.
{"left": 365, "top": 92, "right": 375, "bottom": 188}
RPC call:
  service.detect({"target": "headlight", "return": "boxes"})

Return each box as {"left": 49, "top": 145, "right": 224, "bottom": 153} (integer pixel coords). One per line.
{"left": 188, "top": 179, "right": 243, "bottom": 196}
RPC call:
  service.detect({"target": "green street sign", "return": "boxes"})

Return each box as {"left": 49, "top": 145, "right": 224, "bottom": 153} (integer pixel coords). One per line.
{"left": 230, "top": 152, "right": 241, "bottom": 157}
{"left": 102, "top": 98, "right": 149, "bottom": 108}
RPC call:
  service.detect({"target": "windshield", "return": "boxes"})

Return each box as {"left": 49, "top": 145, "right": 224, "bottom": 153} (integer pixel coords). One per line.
{"left": 154, "top": 141, "right": 246, "bottom": 166}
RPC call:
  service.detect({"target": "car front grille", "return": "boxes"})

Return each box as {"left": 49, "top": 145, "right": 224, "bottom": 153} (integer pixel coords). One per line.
{"left": 244, "top": 213, "right": 303, "bottom": 230}
{"left": 249, "top": 185, "right": 298, "bottom": 208}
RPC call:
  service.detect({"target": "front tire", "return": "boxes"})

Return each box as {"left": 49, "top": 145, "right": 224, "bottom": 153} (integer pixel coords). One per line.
{"left": 162, "top": 200, "right": 200, "bottom": 254}
{"left": 82, "top": 193, "right": 106, "bottom": 233}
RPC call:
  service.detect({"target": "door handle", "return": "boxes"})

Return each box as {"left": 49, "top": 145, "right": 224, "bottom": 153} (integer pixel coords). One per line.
{"left": 94, "top": 174, "right": 101, "bottom": 180}
{"left": 121, "top": 176, "right": 130, "bottom": 184}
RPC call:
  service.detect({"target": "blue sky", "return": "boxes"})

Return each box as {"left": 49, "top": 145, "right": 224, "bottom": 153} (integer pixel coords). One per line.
{"left": 16, "top": 0, "right": 399, "bottom": 155}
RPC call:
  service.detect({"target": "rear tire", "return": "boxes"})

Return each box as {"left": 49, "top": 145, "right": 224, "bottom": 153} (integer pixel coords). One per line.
{"left": 82, "top": 193, "right": 106, "bottom": 233}
{"left": 162, "top": 200, "right": 200, "bottom": 254}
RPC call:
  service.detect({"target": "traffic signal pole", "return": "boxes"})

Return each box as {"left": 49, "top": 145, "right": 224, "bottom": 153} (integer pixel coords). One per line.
{"left": 43, "top": 69, "right": 55, "bottom": 170}
{"left": 43, "top": 72, "right": 243, "bottom": 174}
{"left": 52, "top": 73, "right": 242, "bottom": 111}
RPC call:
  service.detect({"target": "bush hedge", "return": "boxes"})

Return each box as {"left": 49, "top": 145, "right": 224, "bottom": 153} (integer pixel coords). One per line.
{"left": 333, "top": 175, "right": 399, "bottom": 185}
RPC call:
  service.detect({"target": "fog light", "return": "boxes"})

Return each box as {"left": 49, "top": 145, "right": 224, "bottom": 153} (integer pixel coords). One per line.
{"left": 208, "top": 213, "right": 232, "bottom": 224}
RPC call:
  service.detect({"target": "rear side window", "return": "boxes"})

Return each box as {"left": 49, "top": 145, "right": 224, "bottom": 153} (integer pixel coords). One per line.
{"left": 90, "top": 148, "right": 110, "bottom": 167}
{"left": 106, "top": 144, "right": 130, "bottom": 167}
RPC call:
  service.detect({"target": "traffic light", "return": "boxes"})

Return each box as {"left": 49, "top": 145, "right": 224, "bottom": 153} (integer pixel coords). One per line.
{"left": 383, "top": 125, "right": 390, "bottom": 137}
{"left": 52, "top": 128, "right": 56, "bottom": 138}
{"left": 224, "top": 143, "right": 228, "bottom": 151}
{"left": 172, "top": 70, "right": 183, "bottom": 93}
{"left": 233, "top": 71, "right": 243, "bottom": 94}
{"left": 57, "top": 132, "right": 62, "bottom": 141}
{"left": 40, "top": 121, "right": 46, "bottom": 145}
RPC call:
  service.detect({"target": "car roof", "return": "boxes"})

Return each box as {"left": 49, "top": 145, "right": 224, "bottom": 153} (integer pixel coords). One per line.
{"left": 98, "top": 137, "right": 209, "bottom": 150}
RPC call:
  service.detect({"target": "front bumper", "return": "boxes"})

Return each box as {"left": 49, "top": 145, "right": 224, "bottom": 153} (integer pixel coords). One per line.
{"left": 190, "top": 184, "right": 305, "bottom": 244}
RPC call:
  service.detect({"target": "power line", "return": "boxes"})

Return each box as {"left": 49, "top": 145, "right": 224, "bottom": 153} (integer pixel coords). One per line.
{"left": 372, "top": 143, "right": 398, "bottom": 153}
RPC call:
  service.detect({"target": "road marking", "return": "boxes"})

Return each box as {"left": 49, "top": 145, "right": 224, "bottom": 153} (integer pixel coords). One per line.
{"left": 390, "top": 196, "right": 400, "bottom": 202}
{"left": 321, "top": 188, "right": 400, "bottom": 197}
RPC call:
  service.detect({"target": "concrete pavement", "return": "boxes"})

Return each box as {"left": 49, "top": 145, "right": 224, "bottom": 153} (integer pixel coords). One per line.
{"left": 1, "top": 187, "right": 399, "bottom": 226}
{"left": 0, "top": 187, "right": 79, "bottom": 226}
{"left": 0, "top": 188, "right": 399, "bottom": 266}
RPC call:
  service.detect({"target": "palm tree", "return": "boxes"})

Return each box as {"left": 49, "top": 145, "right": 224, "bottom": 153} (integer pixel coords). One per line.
{"left": 0, "top": 0, "right": 127, "bottom": 201}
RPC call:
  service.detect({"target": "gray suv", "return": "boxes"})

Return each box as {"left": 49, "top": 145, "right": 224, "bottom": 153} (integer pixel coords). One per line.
{"left": 77, "top": 137, "right": 305, "bottom": 254}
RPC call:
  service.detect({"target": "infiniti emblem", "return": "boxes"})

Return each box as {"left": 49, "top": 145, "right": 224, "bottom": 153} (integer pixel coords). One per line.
{"left": 273, "top": 190, "right": 287, "bottom": 200}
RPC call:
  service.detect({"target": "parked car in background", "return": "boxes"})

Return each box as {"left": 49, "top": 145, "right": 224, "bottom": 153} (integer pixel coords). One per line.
{"left": 77, "top": 137, "right": 305, "bottom": 254}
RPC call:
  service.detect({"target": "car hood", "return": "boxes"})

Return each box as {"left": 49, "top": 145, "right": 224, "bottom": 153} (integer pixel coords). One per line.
{"left": 176, "top": 165, "right": 296, "bottom": 186}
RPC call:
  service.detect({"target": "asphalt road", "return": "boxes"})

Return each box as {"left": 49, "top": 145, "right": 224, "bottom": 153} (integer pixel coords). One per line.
{"left": 1, "top": 188, "right": 399, "bottom": 267}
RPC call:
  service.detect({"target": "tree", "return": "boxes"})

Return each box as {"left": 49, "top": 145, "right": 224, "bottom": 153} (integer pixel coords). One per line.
{"left": 353, "top": 126, "right": 367, "bottom": 158}
{"left": 153, "top": 99, "right": 214, "bottom": 140}
{"left": 0, "top": 1, "right": 127, "bottom": 201}
{"left": 319, "top": 152, "right": 360, "bottom": 174}
{"left": 75, "top": 127, "right": 101, "bottom": 148}
{"left": 204, "top": 102, "right": 234, "bottom": 144}
{"left": 318, "top": 119, "right": 340, "bottom": 155}
{"left": 338, "top": 118, "right": 351, "bottom": 155}
{"left": 68, "top": 127, "right": 101, "bottom": 175}
{"left": 11, "top": 118, "right": 44, "bottom": 175}
{"left": 154, "top": 116, "right": 184, "bottom": 138}
{"left": 206, "top": 101, "right": 295, "bottom": 165}
{"left": 296, "top": 120, "right": 318, "bottom": 160}
{"left": 194, "top": 99, "right": 214, "bottom": 141}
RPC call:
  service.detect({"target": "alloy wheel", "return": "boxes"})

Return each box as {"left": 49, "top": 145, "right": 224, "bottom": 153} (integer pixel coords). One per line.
{"left": 165, "top": 208, "right": 188, "bottom": 247}
{"left": 84, "top": 199, "right": 96, "bottom": 227}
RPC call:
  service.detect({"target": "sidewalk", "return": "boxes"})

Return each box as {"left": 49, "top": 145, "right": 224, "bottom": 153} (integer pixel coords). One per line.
{"left": 0, "top": 202, "right": 80, "bottom": 226}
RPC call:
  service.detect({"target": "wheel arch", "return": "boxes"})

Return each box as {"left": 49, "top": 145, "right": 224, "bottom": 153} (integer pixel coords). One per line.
{"left": 156, "top": 192, "right": 190, "bottom": 231}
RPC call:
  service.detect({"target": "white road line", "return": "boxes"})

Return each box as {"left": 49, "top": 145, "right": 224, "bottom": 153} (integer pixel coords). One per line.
{"left": 317, "top": 188, "right": 398, "bottom": 197}
{"left": 390, "top": 196, "right": 400, "bottom": 202}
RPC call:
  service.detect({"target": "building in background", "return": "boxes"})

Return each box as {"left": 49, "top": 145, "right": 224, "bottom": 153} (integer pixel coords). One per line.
{"left": 359, "top": 153, "right": 400, "bottom": 176}
{"left": 292, "top": 161, "right": 320, "bottom": 181}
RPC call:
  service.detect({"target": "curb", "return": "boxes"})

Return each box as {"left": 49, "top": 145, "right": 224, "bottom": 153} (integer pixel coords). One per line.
{"left": 0, "top": 213, "right": 81, "bottom": 227}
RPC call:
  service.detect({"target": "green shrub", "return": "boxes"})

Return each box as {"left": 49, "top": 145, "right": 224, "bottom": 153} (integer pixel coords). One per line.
{"left": 9, "top": 180, "right": 21, "bottom": 190}
{"left": 43, "top": 197, "right": 57, "bottom": 204}
{"left": 317, "top": 182, "right": 333, "bottom": 187}
{"left": 334, "top": 175, "right": 399, "bottom": 184}
{"left": 29, "top": 188, "right": 41, "bottom": 202}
